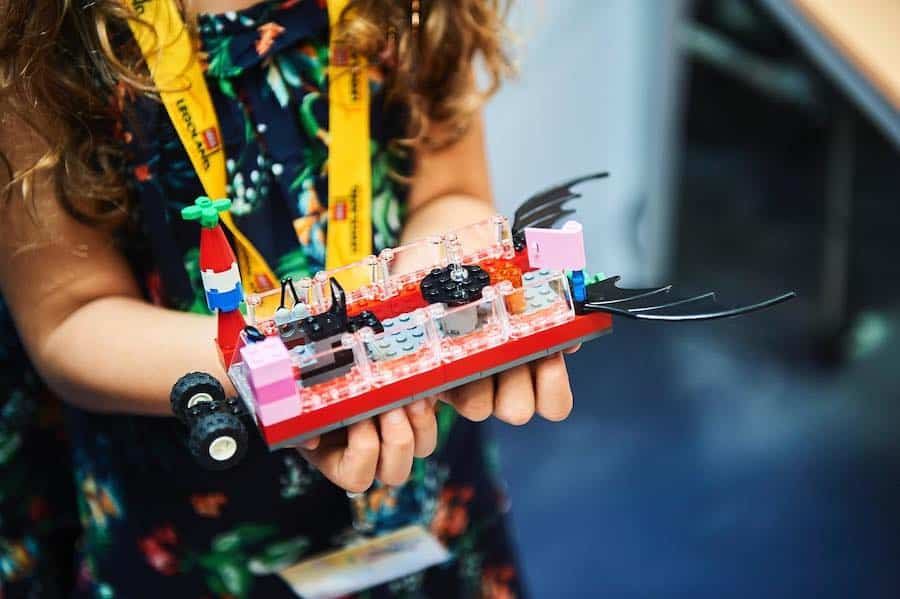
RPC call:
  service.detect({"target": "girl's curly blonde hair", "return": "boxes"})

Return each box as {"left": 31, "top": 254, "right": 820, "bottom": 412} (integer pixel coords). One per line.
{"left": 0, "top": 0, "right": 512, "bottom": 227}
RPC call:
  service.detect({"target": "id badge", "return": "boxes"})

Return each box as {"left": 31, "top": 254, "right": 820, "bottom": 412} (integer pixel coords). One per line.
{"left": 277, "top": 525, "right": 450, "bottom": 599}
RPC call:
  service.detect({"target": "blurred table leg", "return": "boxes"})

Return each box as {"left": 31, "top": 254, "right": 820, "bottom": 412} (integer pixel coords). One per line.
{"left": 816, "top": 102, "right": 855, "bottom": 364}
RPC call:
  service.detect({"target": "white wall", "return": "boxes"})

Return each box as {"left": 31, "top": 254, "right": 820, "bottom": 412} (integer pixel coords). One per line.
{"left": 486, "top": 0, "right": 688, "bottom": 285}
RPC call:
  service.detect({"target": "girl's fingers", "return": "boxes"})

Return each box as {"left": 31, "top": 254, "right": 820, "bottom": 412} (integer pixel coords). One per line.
{"left": 404, "top": 398, "right": 438, "bottom": 458}
{"left": 446, "top": 376, "right": 494, "bottom": 422}
{"left": 300, "top": 353, "right": 573, "bottom": 493}
{"left": 299, "top": 419, "right": 379, "bottom": 493}
{"left": 299, "top": 435, "right": 320, "bottom": 450}
{"left": 534, "top": 352, "right": 574, "bottom": 422}
{"left": 493, "top": 364, "right": 536, "bottom": 425}
{"left": 564, "top": 343, "right": 582, "bottom": 354}
{"left": 376, "top": 408, "right": 415, "bottom": 486}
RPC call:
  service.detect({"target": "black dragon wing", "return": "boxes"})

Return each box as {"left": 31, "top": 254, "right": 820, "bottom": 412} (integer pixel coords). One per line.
{"left": 512, "top": 172, "right": 796, "bottom": 320}
{"left": 582, "top": 276, "right": 796, "bottom": 321}
{"left": 512, "top": 172, "right": 609, "bottom": 233}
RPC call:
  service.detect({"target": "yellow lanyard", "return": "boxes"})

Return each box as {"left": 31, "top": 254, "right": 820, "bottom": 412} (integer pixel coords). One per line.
{"left": 326, "top": 0, "right": 373, "bottom": 290}
{"left": 127, "top": 0, "right": 373, "bottom": 299}
{"left": 126, "top": 0, "right": 278, "bottom": 300}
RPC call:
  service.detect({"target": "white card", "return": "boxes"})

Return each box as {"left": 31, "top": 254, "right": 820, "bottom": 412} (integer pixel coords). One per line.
{"left": 278, "top": 525, "right": 450, "bottom": 599}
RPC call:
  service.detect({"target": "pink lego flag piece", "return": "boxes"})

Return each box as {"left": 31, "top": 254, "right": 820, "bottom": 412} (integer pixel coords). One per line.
{"left": 524, "top": 221, "right": 586, "bottom": 271}
{"left": 240, "top": 336, "right": 293, "bottom": 388}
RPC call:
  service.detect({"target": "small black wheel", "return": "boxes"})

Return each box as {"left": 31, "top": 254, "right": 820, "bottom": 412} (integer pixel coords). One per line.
{"left": 188, "top": 411, "right": 248, "bottom": 470}
{"left": 170, "top": 372, "right": 225, "bottom": 424}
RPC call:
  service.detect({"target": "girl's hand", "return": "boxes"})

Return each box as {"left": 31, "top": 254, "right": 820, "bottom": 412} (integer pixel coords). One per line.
{"left": 296, "top": 397, "right": 438, "bottom": 492}
{"left": 444, "top": 347, "right": 578, "bottom": 425}
{"left": 294, "top": 345, "right": 575, "bottom": 492}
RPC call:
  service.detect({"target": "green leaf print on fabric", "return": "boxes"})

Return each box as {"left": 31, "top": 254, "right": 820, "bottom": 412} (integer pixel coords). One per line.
{"left": 182, "top": 248, "right": 213, "bottom": 315}
{"left": 265, "top": 62, "right": 292, "bottom": 109}
{"left": 206, "top": 37, "right": 243, "bottom": 82}
{"left": 274, "top": 54, "right": 302, "bottom": 88}
{"left": 299, "top": 91, "right": 325, "bottom": 142}
{"left": 248, "top": 536, "right": 310, "bottom": 574}
{"left": 275, "top": 247, "right": 312, "bottom": 281}
{"left": 371, "top": 141, "right": 406, "bottom": 249}
{"left": 179, "top": 523, "right": 311, "bottom": 599}
{"left": 0, "top": 390, "right": 26, "bottom": 464}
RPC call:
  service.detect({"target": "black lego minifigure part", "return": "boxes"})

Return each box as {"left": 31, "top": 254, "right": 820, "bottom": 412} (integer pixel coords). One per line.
{"left": 244, "top": 326, "right": 266, "bottom": 343}
{"left": 348, "top": 311, "right": 384, "bottom": 334}
{"left": 420, "top": 264, "right": 491, "bottom": 307}
{"left": 300, "top": 277, "right": 349, "bottom": 341}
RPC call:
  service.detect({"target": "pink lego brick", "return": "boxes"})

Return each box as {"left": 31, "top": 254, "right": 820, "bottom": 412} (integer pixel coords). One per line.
{"left": 523, "top": 221, "right": 586, "bottom": 271}
{"left": 255, "top": 394, "right": 302, "bottom": 426}
{"left": 240, "top": 336, "right": 292, "bottom": 388}
{"left": 252, "top": 376, "right": 298, "bottom": 405}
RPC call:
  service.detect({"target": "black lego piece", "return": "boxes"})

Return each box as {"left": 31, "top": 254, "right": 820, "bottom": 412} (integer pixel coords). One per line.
{"left": 244, "top": 326, "right": 266, "bottom": 343}
{"left": 512, "top": 230, "right": 526, "bottom": 253}
{"left": 348, "top": 311, "right": 384, "bottom": 334}
{"left": 420, "top": 264, "right": 491, "bottom": 307}
{"left": 300, "top": 277, "right": 350, "bottom": 341}
{"left": 511, "top": 172, "right": 609, "bottom": 234}
{"left": 582, "top": 276, "right": 796, "bottom": 321}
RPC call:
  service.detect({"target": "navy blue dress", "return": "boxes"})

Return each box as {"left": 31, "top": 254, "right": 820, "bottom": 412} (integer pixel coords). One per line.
{"left": 0, "top": 2, "right": 524, "bottom": 597}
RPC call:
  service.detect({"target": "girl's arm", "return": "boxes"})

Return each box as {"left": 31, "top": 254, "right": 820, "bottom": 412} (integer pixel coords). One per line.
{"left": 0, "top": 126, "right": 229, "bottom": 416}
{"left": 0, "top": 120, "right": 434, "bottom": 492}
{"left": 403, "top": 112, "right": 495, "bottom": 235}
{"left": 402, "top": 112, "right": 576, "bottom": 426}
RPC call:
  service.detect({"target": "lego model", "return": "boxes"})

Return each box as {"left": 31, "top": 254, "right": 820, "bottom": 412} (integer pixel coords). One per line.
{"left": 171, "top": 173, "right": 796, "bottom": 469}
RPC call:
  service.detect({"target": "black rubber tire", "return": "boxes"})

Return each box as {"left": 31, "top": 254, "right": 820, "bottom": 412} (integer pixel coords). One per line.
{"left": 170, "top": 372, "right": 225, "bottom": 424}
{"left": 188, "top": 411, "right": 248, "bottom": 471}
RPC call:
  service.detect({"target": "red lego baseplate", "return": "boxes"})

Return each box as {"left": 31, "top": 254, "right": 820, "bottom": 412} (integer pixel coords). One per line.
{"left": 218, "top": 215, "right": 610, "bottom": 451}
{"left": 259, "top": 311, "right": 611, "bottom": 449}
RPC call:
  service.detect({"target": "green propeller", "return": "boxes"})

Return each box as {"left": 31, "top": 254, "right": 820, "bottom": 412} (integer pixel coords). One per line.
{"left": 181, "top": 196, "right": 232, "bottom": 228}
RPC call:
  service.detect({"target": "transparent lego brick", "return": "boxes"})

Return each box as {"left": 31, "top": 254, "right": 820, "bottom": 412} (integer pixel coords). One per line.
{"left": 433, "top": 289, "right": 509, "bottom": 362}
{"left": 379, "top": 237, "right": 444, "bottom": 291}
{"left": 362, "top": 310, "right": 441, "bottom": 387}
{"left": 245, "top": 286, "right": 284, "bottom": 326}
{"left": 452, "top": 216, "right": 514, "bottom": 264}
{"left": 324, "top": 256, "right": 380, "bottom": 298}
{"left": 503, "top": 269, "right": 574, "bottom": 338}
{"left": 227, "top": 360, "right": 256, "bottom": 413}
{"left": 290, "top": 337, "right": 371, "bottom": 413}
{"left": 249, "top": 269, "right": 378, "bottom": 332}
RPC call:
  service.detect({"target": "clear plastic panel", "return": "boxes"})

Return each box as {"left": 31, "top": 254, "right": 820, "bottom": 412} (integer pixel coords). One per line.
{"left": 291, "top": 335, "right": 372, "bottom": 413}
{"left": 246, "top": 216, "right": 513, "bottom": 325}
{"left": 502, "top": 269, "right": 574, "bottom": 338}
{"left": 325, "top": 255, "right": 380, "bottom": 298}
{"left": 245, "top": 287, "right": 284, "bottom": 326}
{"left": 433, "top": 287, "right": 510, "bottom": 363}
{"left": 227, "top": 359, "right": 254, "bottom": 408}
{"left": 362, "top": 309, "right": 441, "bottom": 386}
{"left": 452, "top": 215, "right": 514, "bottom": 264}
{"left": 380, "top": 236, "right": 444, "bottom": 291}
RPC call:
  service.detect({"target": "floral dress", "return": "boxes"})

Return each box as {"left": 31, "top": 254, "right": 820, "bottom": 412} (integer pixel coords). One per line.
{"left": 0, "top": 1, "right": 523, "bottom": 598}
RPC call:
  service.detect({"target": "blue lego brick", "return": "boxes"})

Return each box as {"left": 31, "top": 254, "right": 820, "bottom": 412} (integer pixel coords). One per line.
{"left": 206, "top": 283, "right": 243, "bottom": 312}
{"left": 571, "top": 270, "right": 586, "bottom": 303}
{"left": 521, "top": 270, "right": 560, "bottom": 315}
{"left": 291, "top": 343, "right": 319, "bottom": 369}
{"left": 366, "top": 312, "right": 427, "bottom": 361}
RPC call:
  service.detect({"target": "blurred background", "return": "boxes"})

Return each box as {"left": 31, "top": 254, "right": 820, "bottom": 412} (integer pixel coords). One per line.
{"left": 484, "top": 0, "right": 900, "bottom": 596}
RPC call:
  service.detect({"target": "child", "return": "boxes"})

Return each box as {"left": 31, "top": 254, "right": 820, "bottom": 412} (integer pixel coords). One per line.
{"left": 0, "top": 1, "right": 576, "bottom": 596}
